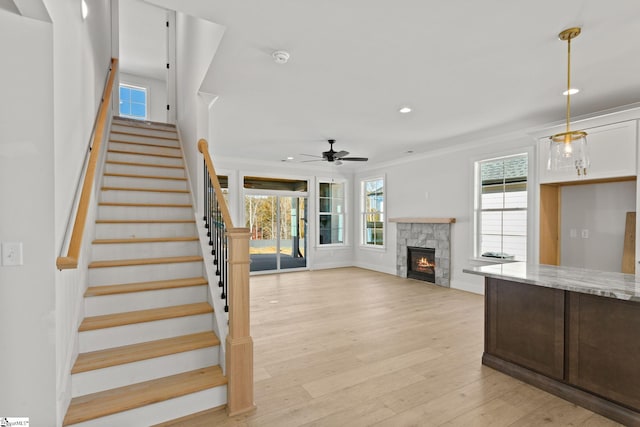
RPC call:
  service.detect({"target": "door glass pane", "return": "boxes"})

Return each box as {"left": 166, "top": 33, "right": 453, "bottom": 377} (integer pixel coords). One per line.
{"left": 245, "top": 195, "right": 277, "bottom": 272}
{"left": 281, "top": 197, "right": 307, "bottom": 270}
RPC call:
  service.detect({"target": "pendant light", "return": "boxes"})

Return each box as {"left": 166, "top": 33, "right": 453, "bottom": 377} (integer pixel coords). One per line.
{"left": 548, "top": 27, "right": 589, "bottom": 176}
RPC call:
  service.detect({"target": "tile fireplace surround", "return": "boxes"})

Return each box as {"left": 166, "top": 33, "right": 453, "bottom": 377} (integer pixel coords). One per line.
{"left": 391, "top": 218, "right": 455, "bottom": 287}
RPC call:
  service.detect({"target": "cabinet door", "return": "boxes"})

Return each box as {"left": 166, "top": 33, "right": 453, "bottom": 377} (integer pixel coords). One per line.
{"left": 485, "top": 278, "right": 565, "bottom": 380}
{"left": 567, "top": 292, "right": 640, "bottom": 411}
{"left": 538, "top": 120, "right": 637, "bottom": 184}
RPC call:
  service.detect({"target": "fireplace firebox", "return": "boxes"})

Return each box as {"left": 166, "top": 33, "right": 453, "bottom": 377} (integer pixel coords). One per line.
{"left": 407, "top": 246, "right": 436, "bottom": 283}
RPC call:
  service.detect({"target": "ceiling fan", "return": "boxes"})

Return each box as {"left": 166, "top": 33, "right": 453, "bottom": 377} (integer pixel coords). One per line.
{"left": 302, "top": 139, "right": 368, "bottom": 165}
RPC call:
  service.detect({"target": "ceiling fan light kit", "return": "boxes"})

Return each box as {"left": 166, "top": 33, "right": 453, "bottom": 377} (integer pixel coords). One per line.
{"left": 301, "top": 140, "right": 368, "bottom": 165}
{"left": 548, "top": 27, "right": 589, "bottom": 176}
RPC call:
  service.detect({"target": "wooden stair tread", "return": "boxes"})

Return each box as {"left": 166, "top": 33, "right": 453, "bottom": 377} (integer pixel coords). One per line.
{"left": 151, "top": 407, "right": 226, "bottom": 427}
{"left": 63, "top": 366, "right": 226, "bottom": 426}
{"left": 108, "top": 149, "right": 182, "bottom": 159}
{"left": 105, "top": 160, "right": 184, "bottom": 170}
{"left": 111, "top": 130, "right": 179, "bottom": 141}
{"left": 109, "top": 139, "right": 180, "bottom": 150}
{"left": 85, "top": 277, "right": 208, "bottom": 297}
{"left": 72, "top": 332, "right": 220, "bottom": 374}
{"left": 78, "top": 302, "right": 213, "bottom": 331}
{"left": 101, "top": 186, "right": 189, "bottom": 193}
{"left": 92, "top": 236, "right": 198, "bottom": 244}
{"left": 88, "top": 255, "right": 203, "bottom": 269}
{"left": 104, "top": 172, "right": 186, "bottom": 181}
{"left": 95, "top": 219, "right": 195, "bottom": 224}
{"left": 98, "top": 202, "right": 192, "bottom": 208}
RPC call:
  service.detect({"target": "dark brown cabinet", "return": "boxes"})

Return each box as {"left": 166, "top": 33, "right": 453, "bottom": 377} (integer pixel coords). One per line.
{"left": 483, "top": 278, "right": 640, "bottom": 426}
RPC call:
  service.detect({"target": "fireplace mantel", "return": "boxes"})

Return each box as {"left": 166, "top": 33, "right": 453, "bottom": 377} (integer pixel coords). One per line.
{"left": 389, "top": 217, "right": 456, "bottom": 224}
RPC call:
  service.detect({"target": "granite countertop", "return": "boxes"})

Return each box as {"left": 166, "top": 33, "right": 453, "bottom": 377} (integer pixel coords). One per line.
{"left": 463, "top": 262, "right": 640, "bottom": 301}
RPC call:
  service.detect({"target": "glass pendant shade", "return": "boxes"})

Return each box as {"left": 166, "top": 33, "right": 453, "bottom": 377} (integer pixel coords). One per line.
{"left": 548, "top": 130, "right": 589, "bottom": 175}
{"left": 547, "top": 27, "right": 588, "bottom": 176}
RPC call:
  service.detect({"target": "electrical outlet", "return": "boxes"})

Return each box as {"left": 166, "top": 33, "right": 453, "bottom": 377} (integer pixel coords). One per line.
{"left": 2, "top": 242, "right": 23, "bottom": 266}
{"left": 581, "top": 229, "right": 589, "bottom": 239}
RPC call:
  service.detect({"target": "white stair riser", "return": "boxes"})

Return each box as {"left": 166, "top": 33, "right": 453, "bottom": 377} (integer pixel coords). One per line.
{"left": 84, "top": 285, "right": 208, "bottom": 316}
{"left": 104, "top": 162, "right": 185, "bottom": 178}
{"left": 108, "top": 141, "right": 182, "bottom": 157}
{"left": 95, "top": 222, "right": 198, "bottom": 239}
{"left": 71, "top": 349, "right": 219, "bottom": 397}
{"left": 79, "top": 313, "right": 214, "bottom": 352}
{"left": 97, "top": 205, "right": 193, "bottom": 221}
{"left": 100, "top": 189, "right": 191, "bottom": 205}
{"left": 91, "top": 240, "right": 200, "bottom": 260}
{"left": 89, "top": 261, "right": 204, "bottom": 286}
{"left": 110, "top": 132, "right": 179, "bottom": 145}
{"left": 107, "top": 151, "right": 184, "bottom": 167}
{"left": 68, "top": 385, "right": 226, "bottom": 427}
{"left": 102, "top": 175, "right": 188, "bottom": 191}
{"left": 111, "top": 123, "right": 177, "bottom": 138}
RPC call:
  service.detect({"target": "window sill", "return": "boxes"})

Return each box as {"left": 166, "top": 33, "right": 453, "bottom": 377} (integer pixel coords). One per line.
{"left": 360, "top": 244, "right": 386, "bottom": 251}
{"left": 469, "top": 257, "right": 521, "bottom": 265}
{"left": 316, "top": 244, "right": 351, "bottom": 250}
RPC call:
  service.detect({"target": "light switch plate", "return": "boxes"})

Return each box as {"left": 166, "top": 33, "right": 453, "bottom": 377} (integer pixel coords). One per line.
{"left": 2, "top": 242, "right": 23, "bottom": 266}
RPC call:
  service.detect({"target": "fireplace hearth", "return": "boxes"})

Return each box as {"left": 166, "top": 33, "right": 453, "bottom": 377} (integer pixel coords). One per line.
{"left": 407, "top": 246, "right": 436, "bottom": 282}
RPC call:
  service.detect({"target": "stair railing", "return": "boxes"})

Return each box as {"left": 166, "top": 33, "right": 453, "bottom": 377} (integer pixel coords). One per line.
{"left": 198, "top": 138, "right": 255, "bottom": 416}
{"left": 57, "top": 58, "right": 118, "bottom": 270}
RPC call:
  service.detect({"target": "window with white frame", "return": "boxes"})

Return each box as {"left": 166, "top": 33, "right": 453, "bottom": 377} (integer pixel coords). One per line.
{"left": 119, "top": 83, "right": 147, "bottom": 120}
{"left": 361, "top": 177, "right": 384, "bottom": 246}
{"left": 318, "top": 180, "right": 345, "bottom": 245}
{"left": 475, "top": 154, "right": 528, "bottom": 261}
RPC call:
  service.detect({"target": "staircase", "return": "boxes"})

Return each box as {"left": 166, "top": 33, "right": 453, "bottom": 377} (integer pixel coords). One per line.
{"left": 63, "top": 117, "right": 227, "bottom": 426}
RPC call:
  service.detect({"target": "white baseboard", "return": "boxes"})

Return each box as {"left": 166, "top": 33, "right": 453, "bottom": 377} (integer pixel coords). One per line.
{"left": 353, "top": 261, "right": 397, "bottom": 276}
{"left": 451, "top": 278, "right": 484, "bottom": 295}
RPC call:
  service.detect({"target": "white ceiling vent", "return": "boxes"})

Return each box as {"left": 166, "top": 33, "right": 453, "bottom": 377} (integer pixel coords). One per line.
{"left": 272, "top": 50, "right": 290, "bottom": 64}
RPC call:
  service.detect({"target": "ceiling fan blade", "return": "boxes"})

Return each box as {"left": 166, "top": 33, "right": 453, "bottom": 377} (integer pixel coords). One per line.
{"left": 335, "top": 160, "right": 343, "bottom": 166}
{"left": 301, "top": 159, "right": 326, "bottom": 163}
{"left": 334, "top": 150, "right": 349, "bottom": 158}
{"left": 300, "top": 153, "right": 323, "bottom": 158}
{"left": 341, "top": 157, "right": 368, "bottom": 161}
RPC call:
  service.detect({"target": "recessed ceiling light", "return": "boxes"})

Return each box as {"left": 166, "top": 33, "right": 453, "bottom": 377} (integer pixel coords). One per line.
{"left": 399, "top": 106, "right": 412, "bottom": 114}
{"left": 287, "top": 156, "right": 294, "bottom": 160}
{"left": 563, "top": 88, "right": 580, "bottom": 96}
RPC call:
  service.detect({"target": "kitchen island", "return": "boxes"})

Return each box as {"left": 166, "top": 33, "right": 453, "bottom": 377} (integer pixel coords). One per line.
{"left": 464, "top": 262, "right": 640, "bottom": 426}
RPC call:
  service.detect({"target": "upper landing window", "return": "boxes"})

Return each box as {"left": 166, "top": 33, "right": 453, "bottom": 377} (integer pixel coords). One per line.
{"left": 119, "top": 84, "right": 147, "bottom": 120}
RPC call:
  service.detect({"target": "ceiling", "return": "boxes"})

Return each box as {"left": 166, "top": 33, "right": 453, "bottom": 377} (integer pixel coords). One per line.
{"left": 133, "top": 0, "right": 640, "bottom": 168}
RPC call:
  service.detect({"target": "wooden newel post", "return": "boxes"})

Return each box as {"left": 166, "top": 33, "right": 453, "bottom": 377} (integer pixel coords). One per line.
{"left": 226, "top": 227, "right": 256, "bottom": 416}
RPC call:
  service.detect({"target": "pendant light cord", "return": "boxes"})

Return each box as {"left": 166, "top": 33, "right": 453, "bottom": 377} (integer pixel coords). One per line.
{"left": 566, "top": 35, "right": 572, "bottom": 135}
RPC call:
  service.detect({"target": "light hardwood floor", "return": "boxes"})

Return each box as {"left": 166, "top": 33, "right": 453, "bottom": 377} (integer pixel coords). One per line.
{"left": 157, "top": 267, "right": 621, "bottom": 427}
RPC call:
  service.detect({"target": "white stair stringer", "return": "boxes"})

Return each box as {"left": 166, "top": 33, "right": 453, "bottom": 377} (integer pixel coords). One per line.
{"left": 65, "top": 118, "right": 226, "bottom": 426}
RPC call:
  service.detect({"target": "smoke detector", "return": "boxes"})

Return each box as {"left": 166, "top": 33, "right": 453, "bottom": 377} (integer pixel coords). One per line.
{"left": 272, "top": 50, "right": 290, "bottom": 64}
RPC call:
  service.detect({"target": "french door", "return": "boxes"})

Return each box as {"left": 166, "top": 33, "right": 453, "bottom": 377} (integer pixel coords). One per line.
{"left": 245, "top": 195, "right": 307, "bottom": 272}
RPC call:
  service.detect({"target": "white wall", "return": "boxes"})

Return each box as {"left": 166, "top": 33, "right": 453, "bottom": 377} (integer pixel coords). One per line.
{"left": 353, "top": 135, "right": 536, "bottom": 295}
{"left": 120, "top": 72, "right": 167, "bottom": 122}
{"left": 0, "top": 9, "right": 56, "bottom": 425}
{"left": 175, "top": 12, "right": 224, "bottom": 187}
{"left": 561, "top": 181, "right": 636, "bottom": 272}
{"left": 45, "top": 0, "right": 114, "bottom": 423}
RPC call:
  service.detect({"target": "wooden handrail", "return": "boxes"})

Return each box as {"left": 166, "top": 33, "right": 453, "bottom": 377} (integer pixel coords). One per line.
{"left": 57, "top": 58, "right": 118, "bottom": 270}
{"left": 197, "top": 139, "right": 235, "bottom": 228}
{"left": 198, "top": 138, "right": 255, "bottom": 416}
